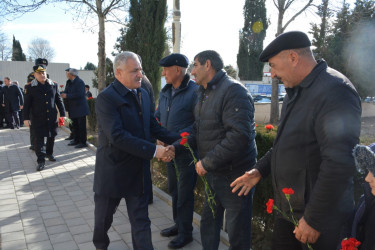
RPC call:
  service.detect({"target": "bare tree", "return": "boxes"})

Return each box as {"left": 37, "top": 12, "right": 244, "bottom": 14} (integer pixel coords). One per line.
{"left": 1, "top": 0, "right": 128, "bottom": 92}
{"left": 28, "top": 37, "right": 55, "bottom": 61}
{"left": 269, "top": 0, "right": 315, "bottom": 123}
{"left": 0, "top": 32, "right": 11, "bottom": 61}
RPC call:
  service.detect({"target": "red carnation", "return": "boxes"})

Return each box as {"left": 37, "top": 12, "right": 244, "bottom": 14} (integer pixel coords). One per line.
{"left": 58, "top": 117, "right": 65, "bottom": 127}
{"left": 266, "top": 199, "right": 274, "bottom": 214}
{"left": 180, "top": 138, "right": 188, "bottom": 146}
{"left": 282, "top": 188, "right": 295, "bottom": 195}
{"left": 340, "top": 238, "right": 361, "bottom": 250}
{"left": 88, "top": 97, "right": 93, "bottom": 100}
{"left": 59, "top": 85, "right": 64, "bottom": 88}
{"left": 265, "top": 124, "right": 274, "bottom": 131}
{"left": 180, "top": 132, "right": 190, "bottom": 138}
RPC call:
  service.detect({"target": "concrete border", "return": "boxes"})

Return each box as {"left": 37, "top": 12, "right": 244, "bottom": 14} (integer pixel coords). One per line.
{"left": 60, "top": 126, "right": 230, "bottom": 246}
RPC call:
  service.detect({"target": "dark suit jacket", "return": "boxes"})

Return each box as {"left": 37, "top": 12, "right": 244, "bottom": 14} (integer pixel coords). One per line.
{"left": 93, "top": 79, "right": 179, "bottom": 198}
{"left": 3, "top": 85, "right": 24, "bottom": 112}
{"left": 24, "top": 79, "right": 66, "bottom": 137}
{"left": 64, "top": 76, "right": 90, "bottom": 118}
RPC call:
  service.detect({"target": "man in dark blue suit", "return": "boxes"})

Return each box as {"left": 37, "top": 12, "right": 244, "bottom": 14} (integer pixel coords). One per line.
{"left": 93, "top": 51, "right": 179, "bottom": 250}
{"left": 2, "top": 77, "right": 24, "bottom": 129}
{"left": 61, "top": 68, "right": 90, "bottom": 148}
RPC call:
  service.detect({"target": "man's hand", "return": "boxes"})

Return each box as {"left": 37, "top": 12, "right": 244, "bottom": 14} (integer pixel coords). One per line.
{"left": 24, "top": 120, "right": 31, "bottom": 127}
{"left": 195, "top": 160, "right": 207, "bottom": 176}
{"left": 61, "top": 93, "right": 67, "bottom": 98}
{"left": 20, "top": 105, "right": 23, "bottom": 110}
{"left": 230, "top": 169, "right": 261, "bottom": 196}
{"left": 156, "top": 140, "right": 166, "bottom": 147}
{"left": 293, "top": 217, "right": 320, "bottom": 244}
{"left": 155, "top": 145, "right": 175, "bottom": 162}
{"left": 1, "top": 104, "right": 4, "bottom": 107}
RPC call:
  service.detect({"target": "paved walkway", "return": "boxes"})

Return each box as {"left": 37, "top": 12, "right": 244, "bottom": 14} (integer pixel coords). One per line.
{"left": 0, "top": 127, "right": 228, "bottom": 250}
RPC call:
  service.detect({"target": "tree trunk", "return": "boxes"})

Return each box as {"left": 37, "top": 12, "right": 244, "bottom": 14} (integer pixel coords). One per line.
{"left": 97, "top": 1, "right": 106, "bottom": 92}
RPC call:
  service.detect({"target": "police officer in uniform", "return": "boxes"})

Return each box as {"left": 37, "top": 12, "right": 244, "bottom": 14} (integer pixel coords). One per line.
{"left": 23, "top": 65, "right": 66, "bottom": 171}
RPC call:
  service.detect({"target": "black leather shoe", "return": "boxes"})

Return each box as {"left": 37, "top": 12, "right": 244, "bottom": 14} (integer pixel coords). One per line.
{"left": 36, "top": 162, "right": 45, "bottom": 171}
{"left": 68, "top": 141, "right": 79, "bottom": 146}
{"left": 65, "top": 135, "right": 74, "bottom": 140}
{"left": 46, "top": 155, "right": 56, "bottom": 162}
{"left": 168, "top": 235, "right": 193, "bottom": 249}
{"left": 75, "top": 143, "right": 88, "bottom": 148}
{"left": 160, "top": 225, "right": 178, "bottom": 237}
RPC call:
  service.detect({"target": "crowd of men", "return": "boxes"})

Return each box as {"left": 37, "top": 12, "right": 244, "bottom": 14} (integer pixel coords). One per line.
{"left": 2, "top": 30, "right": 373, "bottom": 250}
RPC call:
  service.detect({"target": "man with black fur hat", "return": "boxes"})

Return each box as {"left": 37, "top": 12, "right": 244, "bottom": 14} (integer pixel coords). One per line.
{"left": 231, "top": 31, "right": 362, "bottom": 249}
{"left": 23, "top": 65, "right": 66, "bottom": 171}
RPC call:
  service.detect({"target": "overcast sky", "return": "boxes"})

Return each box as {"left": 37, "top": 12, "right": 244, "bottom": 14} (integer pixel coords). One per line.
{"left": 1, "top": 0, "right": 354, "bottom": 69}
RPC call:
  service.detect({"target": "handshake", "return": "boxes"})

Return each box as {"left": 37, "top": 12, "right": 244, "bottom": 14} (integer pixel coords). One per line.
{"left": 155, "top": 140, "right": 175, "bottom": 162}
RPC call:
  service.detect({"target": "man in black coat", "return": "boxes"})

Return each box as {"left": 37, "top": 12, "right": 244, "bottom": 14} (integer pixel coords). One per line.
{"left": 231, "top": 31, "right": 361, "bottom": 249}
{"left": 85, "top": 85, "right": 92, "bottom": 98}
{"left": 24, "top": 65, "right": 66, "bottom": 171}
{"left": 61, "top": 68, "right": 90, "bottom": 148}
{"left": 2, "top": 77, "right": 24, "bottom": 129}
{"left": 172, "top": 50, "right": 257, "bottom": 249}
{"left": 0, "top": 81, "right": 6, "bottom": 128}
{"left": 93, "top": 51, "right": 178, "bottom": 250}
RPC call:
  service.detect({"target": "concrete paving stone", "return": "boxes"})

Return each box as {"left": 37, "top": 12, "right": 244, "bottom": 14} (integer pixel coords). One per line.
{"left": 0, "top": 193, "right": 17, "bottom": 199}
{"left": 62, "top": 211, "right": 82, "bottom": 220}
{"left": 46, "top": 224, "right": 69, "bottom": 235}
{"left": 73, "top": 231, "right": 93, "bottom": 244}
{"left": 120, "top": 232, "right": 132, "bottom": 244}
{"left": 69, "top": 224, "right": 91, "bottom": 235}
{"left": 75, "top": 199, "right": 93, "bottom": 207}
{"left": 18, "top": 198, "right": 37, "bottom": 206}
{"left": 0, "top": 203, "right": 19, "bottom": 212}
{"left": 19, "top": 204, "right": 38, "bottom": 212}
{"left": 108, "top": 230, "right": 122, "bottom": 242}
{"left": 35, "top": 193, "right": 53, "bottom": 201}
{"left": 0, "top": 222, "right": 23, "bottom": 233}
{"left": 0, "top": 239, "right": 27, "bottom": 250}
{"left": 65, "top": 217, "right": 87, "bottom": 227}
{"left": 35, "top": 199, "right": 55, "bottom": 206}
{"left": 41, "top": 211, "right": 61, "bottom": 220}
{"left": 50, "top": 189, "right": 67, "bottom": 196}
{"left": 111, "top": 215, "right": 129, "bottom": 226}
{"left": 0, "top": 188, "right": 16, "bottom": 194}
{"left": 82, "top": 210, "right": 95, "bottom": 220}
{"left": 54, "top": 194, "right": 73, "bottom": 202}
{"left": 43, "top": 216, "right": 65, "bottom": 227}
{"left": 20, "top": 210, "right": 41, "bottom": 220}
{"left": 71, "top": 194, "right": 88, "bottom": 202}
{"left": 1, "top": 230, "right": 25, "bottom": 242}
{"left": 0, "top": 198, "right": 18, "bottom": 207}
{"left": 77, "top": 205, "right": 94, "bottom": 213}
{"left": 23, "top": 224, "right": 47, "bottom": 235}
{"left": 0, "top": 209, "right": 20, "bottom": 219}
{"left": 151, "top": 230, "right": 168, "bottom": 243}
{"left": 27, "top": 240, "right": 53, "bottom": 250}
{"left": 112, "top": 223, "right": 132, "bottom": 234}
{"left": 108, "top": 240, "right": 130, "bottom": 250}
{"left": 49, "top": 231, "right": 74, "bottom": 244}
{"left": 77, "top": 241, "right": 94, "bottom": 250}
{"left": 58, "top": 204, "right": 77, "bottom": 213}
{"left": 151, "top": 217, "right": 173, "bottom": 226}
{"left": 21, "top": 217, "right": 43, "bottom": 227}
{"left": 38, "top": 204, "right": 58, "bottom": 213}
{"left": 52, "top": 240, "right": 79, "bottom": 250}
{"left": 182, "top": 240, "right": 202, "bottom": 249}
{"left": 152, "top": 239, "right": 171, "bottom": 250}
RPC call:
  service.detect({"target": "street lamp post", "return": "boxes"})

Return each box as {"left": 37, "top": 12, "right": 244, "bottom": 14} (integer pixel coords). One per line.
{"left": 172, "top": 0, "right": 181, "bottom": 53}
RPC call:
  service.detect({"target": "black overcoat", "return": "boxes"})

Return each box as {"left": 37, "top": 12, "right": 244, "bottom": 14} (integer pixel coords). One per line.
{"left": 24, "top": 79, "right": 66, "bottom": 137}
{"left": 63, "top": 76, "right": 90, "bottom": 118}
{"left": 3, "top": 85, "right": 24, "bottom": 112}
{"left": 93, "top": 79, "right": 179, "bottom": 198}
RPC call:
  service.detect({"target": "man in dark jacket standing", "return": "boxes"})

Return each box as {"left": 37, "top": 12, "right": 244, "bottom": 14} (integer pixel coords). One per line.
{"left": 61, "top": 68, "right": 90, "bottom": 148}
{"left": 2, "top": 77, "right": 24, "bottom": 129}
{"left": 173, "top": 50, "right": 257, "bottom": 249}
{"left": 93, "top": 51, "right": 179, "bottom": 250}
{"left": 24, "top": 65, "right": 66, "bottom": 171}
{"left": 231, "top": 31, "right": 362, "bottom": 249}
{"left": 155, "top": 53, "right": 198, "bottom": 249}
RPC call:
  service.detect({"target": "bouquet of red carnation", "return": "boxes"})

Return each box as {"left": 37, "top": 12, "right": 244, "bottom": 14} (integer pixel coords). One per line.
{"left": 58, "top": 117, "right": 72, "bottom": 127}
{"left": 265, "top": 124, "right": 274, "bottom": 131}
{"left": 267, "top": 188, "right": 313, "bottom": 250}
{"left": 179, "top": 132, "right": 216, "bottom": 217}
{"left": 340, "top": 237, "right": 361, "bottom": 250}
{"left": 87, "top": 96, "right": 94, "bottom": 100}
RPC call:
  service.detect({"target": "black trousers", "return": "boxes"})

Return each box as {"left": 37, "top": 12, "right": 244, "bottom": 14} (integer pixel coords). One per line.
{"left": 272, "top": 218, "right": 343, "bottom": 250}
{"left": 35, "top": 135, "right": 54, "bottom": 163}
{"left": 5, "top": 109, "right": 19, "bottom": 129}
{"left": 93, "top": 193, "right": 153, "bottom": 250}
{"left": 72, "top": 116, "right": 87, "bottom": 144}
{"left": 0, "top": 106, "right": 6, "bottom": 127}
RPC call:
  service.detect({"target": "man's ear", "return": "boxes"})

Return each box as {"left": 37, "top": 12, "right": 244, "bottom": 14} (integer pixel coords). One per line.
{"left": 205, "top": 59, "right": 211, "bottom": 71}
{"left": 289, "top": 50, "right": 299, "bottom": 66}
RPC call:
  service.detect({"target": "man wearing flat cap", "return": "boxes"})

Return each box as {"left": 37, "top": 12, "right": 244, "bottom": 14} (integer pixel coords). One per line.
{"left": 61, "top": 68, "right": 90, "bottom": 148}
{"left": 155, "top": 53, "right": 198, "bottom": 248}
{"left": 23, "top": 65, "right": 66, "bottom": 171}
{"left": 231, "top": 31, "right": 362, "bottom": 249}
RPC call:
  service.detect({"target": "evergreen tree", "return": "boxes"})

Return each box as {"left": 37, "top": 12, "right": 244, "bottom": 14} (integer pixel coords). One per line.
{"left": 237, "top": 0, "right": 268, "bottom": 81}
{"left": 115, "top": 0, "right": 167, "bottom": 101}
{"left": 310, "top": 0, "right": 332, "bottom": 60}
{"left": 84, "top": 62, "right": 97, "bottom": 71}
{"left": 11, "top": 35, "right": 26, "bottom": 61}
